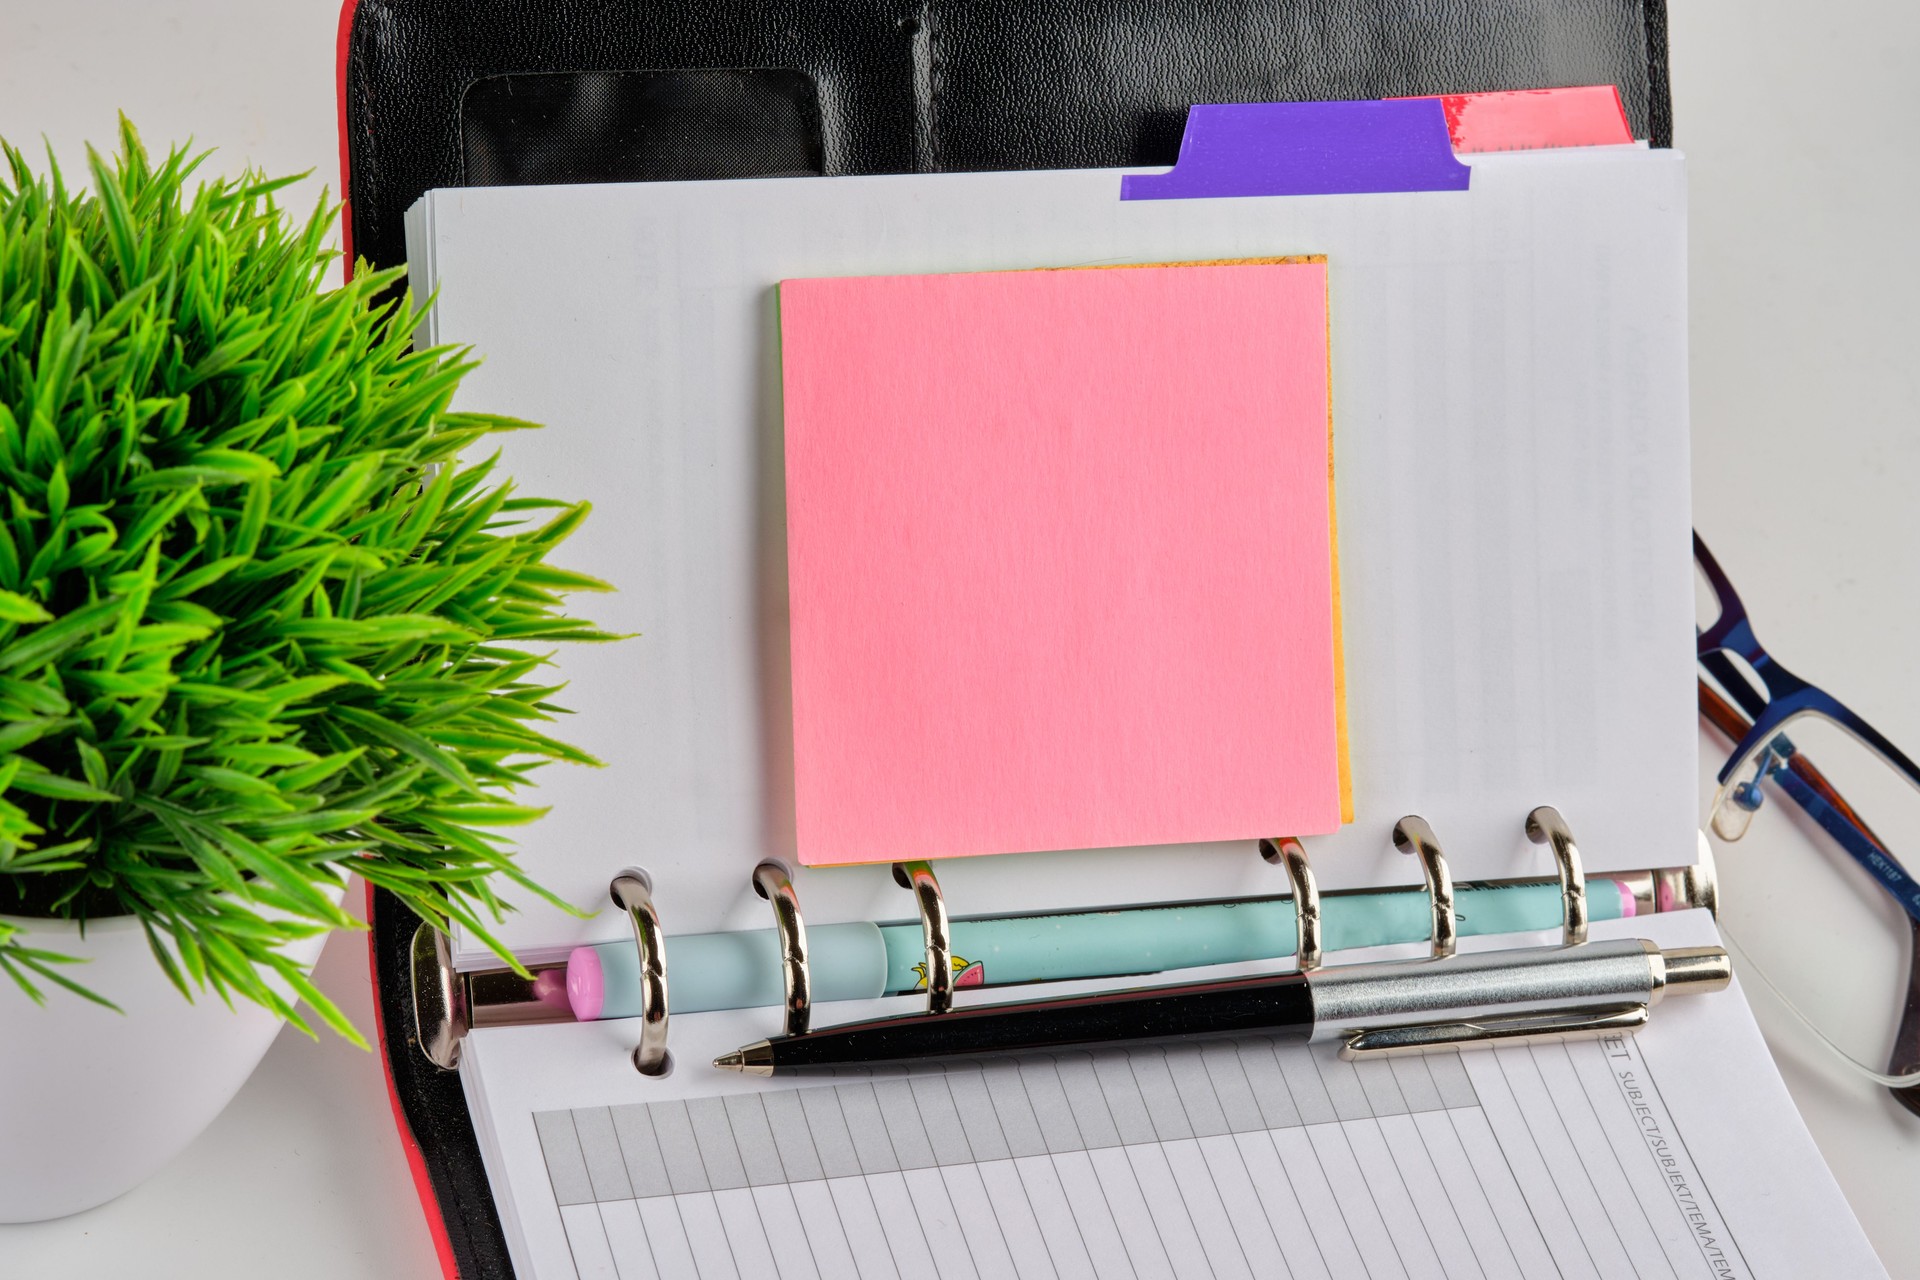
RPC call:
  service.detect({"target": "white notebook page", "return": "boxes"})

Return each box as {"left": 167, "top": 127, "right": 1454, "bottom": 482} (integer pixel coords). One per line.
{"left": 403, "top": 146, "right": 1697, "bottom": 965}
{"left": 462, "top": 913, "right": 1884, "bottom": 1279}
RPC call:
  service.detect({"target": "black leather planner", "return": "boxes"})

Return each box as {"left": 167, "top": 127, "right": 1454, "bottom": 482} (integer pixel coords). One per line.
{"left": 336, "top": 3, "right": 1674, "bottom": 1273}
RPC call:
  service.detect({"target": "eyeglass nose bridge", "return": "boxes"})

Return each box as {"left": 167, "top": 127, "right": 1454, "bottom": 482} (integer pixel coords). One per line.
{"left": 1715, "top": 677, "right": 1827, "bottom": 791}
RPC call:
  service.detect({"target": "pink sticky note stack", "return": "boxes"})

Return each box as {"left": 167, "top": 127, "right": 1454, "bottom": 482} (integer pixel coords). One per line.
{"left": 779, "top": 261, "right": 1342, "bottom": 865}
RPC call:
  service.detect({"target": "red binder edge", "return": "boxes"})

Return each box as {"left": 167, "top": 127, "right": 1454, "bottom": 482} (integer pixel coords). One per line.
{"left": 339, "top": 10, "right": 462, "bottom": 1275}
{"left": 336, "top": 0, "right": 360, "bottom": 279}
{"left": 364, "top": 877, "right": 463, "bottom": 1279}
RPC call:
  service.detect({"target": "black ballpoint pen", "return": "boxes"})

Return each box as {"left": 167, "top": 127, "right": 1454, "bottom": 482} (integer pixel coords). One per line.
{"left": 713, "top": 938, "right": 1731, "bottom": 1076}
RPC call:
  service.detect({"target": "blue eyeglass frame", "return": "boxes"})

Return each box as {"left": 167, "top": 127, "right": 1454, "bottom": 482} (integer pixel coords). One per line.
{"left": 1696, "top": 531, "right": 1920, "bottom": 816}
{"left": 1695, "top": 530, "right": 1920, "bottom": 1109}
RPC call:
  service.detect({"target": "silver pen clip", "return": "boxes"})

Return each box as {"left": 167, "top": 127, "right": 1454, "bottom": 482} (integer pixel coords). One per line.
{"left": 1343, "top": 1004, "right": 1651, "bottom": 1059}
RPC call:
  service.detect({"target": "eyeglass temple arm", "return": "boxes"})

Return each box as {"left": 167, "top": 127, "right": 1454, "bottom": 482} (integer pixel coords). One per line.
{"left": 1700, "top": 649, "right": 1768, "bottom": 722}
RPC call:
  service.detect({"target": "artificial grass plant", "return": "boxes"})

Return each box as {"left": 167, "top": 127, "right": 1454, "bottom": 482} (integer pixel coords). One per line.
{"left": 0, "top": 120, "right": 616, "bottom": 1043}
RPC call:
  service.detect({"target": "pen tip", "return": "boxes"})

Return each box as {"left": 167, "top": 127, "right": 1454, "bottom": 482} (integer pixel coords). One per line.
{"left": 712, "top": 1041, "right": 776, "bottom": 1076}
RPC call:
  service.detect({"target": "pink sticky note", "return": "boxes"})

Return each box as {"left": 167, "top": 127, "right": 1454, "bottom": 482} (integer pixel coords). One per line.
{"left": 780, "top": 261, "right": 1342, "bottom": 865}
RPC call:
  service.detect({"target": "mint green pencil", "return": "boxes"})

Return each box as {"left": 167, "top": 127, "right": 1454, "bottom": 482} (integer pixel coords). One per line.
{"left": 564, "top": 878, "right": 1637, "bottom": 1020}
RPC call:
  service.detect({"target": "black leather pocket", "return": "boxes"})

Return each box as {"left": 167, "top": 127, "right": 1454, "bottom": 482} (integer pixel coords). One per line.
{"left": 461, "top": 68, "right": 826, "bottom": 186}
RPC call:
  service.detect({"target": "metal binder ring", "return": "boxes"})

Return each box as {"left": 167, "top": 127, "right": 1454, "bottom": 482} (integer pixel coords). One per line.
{"left": 609, "top": 869, "right": 671, "bottom": 1076}
{"left": 1392, "top": 816, "right": 1457, "bottom": 959}
{"left": 1525, "top": 805, "right": 1589, "bottom": 946}
{"left": 893, "top": 861, "right": 954, "bottom": 1014}
{"left": 410, "top": 922, "right": 468, "bottom": 1071}
{"left": 752, "top": 859, "right": 811, "bottom": 1036}
{"left": 1260, "top": 837, "right": 1322, "bottom": 971}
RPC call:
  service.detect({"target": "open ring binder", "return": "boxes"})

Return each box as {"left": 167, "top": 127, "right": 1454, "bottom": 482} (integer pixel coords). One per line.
{"left": 608, "top": 870, "right": 670, "bottom": 1076}
{"left": 409, "top": 809, "right": 1727, "bottom": 1074}
{"left": 1527, "top": 804, "right": 1589, "bottom": 945}
{"left": 751, "top": 860, "right": 811, "bottom": 1037}
{"left": 1392, "top": 815, "right": 1458, "bottom": 959}
{"left": 892, "top": 861, "right": 954, "bottom": 1015}
{"left": 1259, "top": 835, "right": 1322, "bottom": 970}
{"left": 411, "top": 921, "right": 468, "bottom": 1071}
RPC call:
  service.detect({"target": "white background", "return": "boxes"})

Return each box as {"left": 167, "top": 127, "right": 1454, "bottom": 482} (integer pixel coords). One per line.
{"left": 2, "top": 1, "right": 1918, "bottom": 1275}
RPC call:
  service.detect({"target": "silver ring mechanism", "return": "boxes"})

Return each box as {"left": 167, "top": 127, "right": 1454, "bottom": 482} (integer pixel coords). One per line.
{"left": 1525, "top": 805, "right": 1589, "bottom": 946}
{"left": 609, "top": 869, "right": 671, "bottom": 1076}
{"left": 1260, "top": 836, "right": 1322, "bottom": 971}
{"left": 1392, "top": 815, "right": 1457, "bottom": 959}
{"left": 752, "top": 860, "right": 812, "bottom": 1036}
{"left": 410, "top": 922, "right": 468, "bottom": 1071}
{"left": 893, "top": 861, "right": 954, "bottom": 1013}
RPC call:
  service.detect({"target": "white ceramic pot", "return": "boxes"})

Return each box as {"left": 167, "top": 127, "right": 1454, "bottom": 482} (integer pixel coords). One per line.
{"left": 0, "top": 894, "right": 340, "bottom": 1223}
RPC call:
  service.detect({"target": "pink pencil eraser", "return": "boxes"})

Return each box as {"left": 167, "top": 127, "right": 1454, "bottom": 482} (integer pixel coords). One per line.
{"left": 567, "top": 946, "right": 605, "bottom": 1021}
{"left": 1617, "top": 880, "right": 1637, "bottom": 918}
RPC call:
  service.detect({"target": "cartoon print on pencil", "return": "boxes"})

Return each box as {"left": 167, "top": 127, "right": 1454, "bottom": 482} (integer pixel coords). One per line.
{"left": 913, "top": 954, "right": 985, "bottom": 989}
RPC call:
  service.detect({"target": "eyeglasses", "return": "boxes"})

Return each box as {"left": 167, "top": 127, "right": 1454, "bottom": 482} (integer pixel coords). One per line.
{"left": 1695, "top": 531, "right": 1920, "bottom": 1105}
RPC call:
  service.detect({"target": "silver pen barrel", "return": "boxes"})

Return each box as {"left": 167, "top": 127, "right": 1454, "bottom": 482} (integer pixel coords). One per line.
{"left": 1310, "top": 939, "right": 1731, "bottom": 1058}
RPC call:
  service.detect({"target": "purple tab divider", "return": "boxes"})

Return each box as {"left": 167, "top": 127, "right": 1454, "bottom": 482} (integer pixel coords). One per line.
{"left": 1121, "top": 99, "right": 1470, "bottom": 201}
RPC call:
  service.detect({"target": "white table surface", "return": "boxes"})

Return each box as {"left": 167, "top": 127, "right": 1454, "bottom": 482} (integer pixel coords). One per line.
{"left": 3, "top": 1, "right": 1918, "bottom": 1275}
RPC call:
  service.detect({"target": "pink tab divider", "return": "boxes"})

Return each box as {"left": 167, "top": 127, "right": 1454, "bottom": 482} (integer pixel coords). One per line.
{"left": 1419, "top": 85, "right": 1634, "bottom": 153}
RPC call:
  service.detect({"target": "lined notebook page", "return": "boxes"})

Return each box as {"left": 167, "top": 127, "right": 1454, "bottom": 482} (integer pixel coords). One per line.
{"left": 462, "top": 915, "right": 1885, "bottom": 1279}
